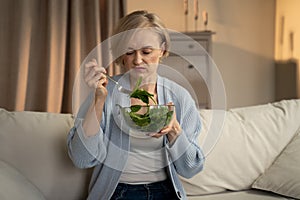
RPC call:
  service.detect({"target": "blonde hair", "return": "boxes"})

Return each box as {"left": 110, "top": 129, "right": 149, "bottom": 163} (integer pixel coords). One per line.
{"left": 110, "top": 10, "right": 170, "bottom": 66}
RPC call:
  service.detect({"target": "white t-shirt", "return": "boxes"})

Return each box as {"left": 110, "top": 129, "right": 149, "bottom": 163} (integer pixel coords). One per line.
{"left": 119, "top": 134, "right": 167, "bottom": 184}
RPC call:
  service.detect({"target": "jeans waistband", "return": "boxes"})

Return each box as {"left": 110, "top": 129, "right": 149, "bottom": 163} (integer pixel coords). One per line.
{"left": 118, "top": 179, "right": 171, "bottom": 190}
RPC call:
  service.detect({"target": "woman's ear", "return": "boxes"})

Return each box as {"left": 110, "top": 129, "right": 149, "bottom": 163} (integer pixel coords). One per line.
{"left": 160, "top": 42, "right": 166, "bottom": 56}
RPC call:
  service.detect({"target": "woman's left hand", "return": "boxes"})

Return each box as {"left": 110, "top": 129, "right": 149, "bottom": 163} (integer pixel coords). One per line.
{"left": 151, "top": 103, "right": 182, "bottom": 144}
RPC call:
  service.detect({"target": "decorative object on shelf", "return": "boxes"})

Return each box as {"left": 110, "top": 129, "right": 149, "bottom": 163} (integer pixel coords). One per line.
{"left": 194, "top": 0, "right": 199, "bottom": 31}
{"left": 202, "top": 10, "right": 208, "bottom": 31}
{"left": 279, "top": 16, "right": 285, "bottom": 59}
{"left": 184, "top": 0, "right": 188, "bottom": 32}
{"left": 290, "top": 31, "right": 294, "bottom": 59}
{"left": 183, "top": 0, "right": 209, "bottom": 32}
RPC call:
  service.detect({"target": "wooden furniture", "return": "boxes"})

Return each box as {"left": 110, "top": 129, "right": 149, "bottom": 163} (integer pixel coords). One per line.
{"left": 160, "top": 31, "right": 215, "bottom": 108}
{"left": 275, "top": 59, "right": 300, "bottom": 101}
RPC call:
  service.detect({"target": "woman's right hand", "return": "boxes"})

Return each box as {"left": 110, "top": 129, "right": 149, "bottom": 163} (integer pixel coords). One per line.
{"left": 82, "top": 59, "right": 108, "bottom": 136}
{"left": 84, "top": 59, "right": 108, "bottom": 98}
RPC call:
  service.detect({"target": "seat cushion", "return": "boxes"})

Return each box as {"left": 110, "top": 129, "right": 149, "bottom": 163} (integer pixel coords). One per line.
{"left": 0, "top": 159, "right": 45, "bottom": 200}
{"left": 187, "top": 189, "right": 289, "bottom": 200}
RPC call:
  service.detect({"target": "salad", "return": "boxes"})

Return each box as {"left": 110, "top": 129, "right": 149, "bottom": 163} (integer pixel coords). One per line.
{"left": 121, "top": 77, "right": 174, "bottom": 132}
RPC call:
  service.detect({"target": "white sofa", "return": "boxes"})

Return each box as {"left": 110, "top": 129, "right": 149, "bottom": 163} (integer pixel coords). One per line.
{"left": 0, "top": 99, "right": 299, "bottom": 200}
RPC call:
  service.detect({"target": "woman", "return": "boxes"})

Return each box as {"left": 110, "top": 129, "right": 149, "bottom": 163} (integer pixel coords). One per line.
{"left": 67, "top": 10, "right": 204, "bottom": 200}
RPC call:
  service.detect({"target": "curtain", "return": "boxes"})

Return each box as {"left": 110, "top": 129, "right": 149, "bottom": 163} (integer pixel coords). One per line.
{"left": 0, "top": 0, "right": 125, "bottom": 113}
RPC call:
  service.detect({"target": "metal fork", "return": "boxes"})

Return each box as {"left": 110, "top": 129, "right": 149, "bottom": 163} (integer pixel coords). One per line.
{"left": 104, "top": 74, "right": 132, "bottom": 94}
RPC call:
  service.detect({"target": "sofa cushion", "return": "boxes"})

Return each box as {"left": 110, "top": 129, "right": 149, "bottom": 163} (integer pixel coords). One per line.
{"left": 0, "top": 159, "right": 45, "bottom": 200}
{"left": 0, "top": 108, "right": 91, "bottom": 200}
{"left": 180, "top": 99, "right": 300, "bottom": 195}
{"left": 187, "top": 189, "right": 288, "bottom": 200}
{"left": 252, "top": 127, "right": 300, "bottom": 199}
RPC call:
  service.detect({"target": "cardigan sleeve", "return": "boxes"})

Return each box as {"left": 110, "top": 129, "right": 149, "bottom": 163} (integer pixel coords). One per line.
{"left": 67, "top": 92, "right": 108, "bottom": 169}
{"left": 67, "top": 117, "right": 108, "bottom": 169}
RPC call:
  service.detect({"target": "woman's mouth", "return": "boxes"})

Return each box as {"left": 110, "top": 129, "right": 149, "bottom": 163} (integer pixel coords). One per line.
{"left": 133, "top": 66, "right": 146, "bottom": 72}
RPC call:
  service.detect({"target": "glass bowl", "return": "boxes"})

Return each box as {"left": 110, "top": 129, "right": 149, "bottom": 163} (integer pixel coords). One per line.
{"left": 119, "top": 105, "right": 174, "bottom": 134}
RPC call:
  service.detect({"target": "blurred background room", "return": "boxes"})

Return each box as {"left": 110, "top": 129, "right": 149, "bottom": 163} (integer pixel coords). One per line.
{"left": 0, "top": 0, "right": 299, "bottom": 113}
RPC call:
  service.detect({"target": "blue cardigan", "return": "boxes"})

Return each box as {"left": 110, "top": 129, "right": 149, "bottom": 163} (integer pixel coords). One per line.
{"left": 67, "top": 75, "right": 205, "bottom": 200}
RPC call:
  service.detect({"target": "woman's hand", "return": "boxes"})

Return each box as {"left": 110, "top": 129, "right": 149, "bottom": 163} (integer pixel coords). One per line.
{"left": 82, "top": 59, "right": 108, "bottom": 136}
{"left": 84, "top": 59, "right": 108, "bottom": 98}
{"left": 151, "top": 103, "right": 182, "bottom": 144}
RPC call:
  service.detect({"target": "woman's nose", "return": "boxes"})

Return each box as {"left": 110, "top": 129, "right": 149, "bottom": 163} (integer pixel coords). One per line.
{"left": 133, "top": 52, "right": 143, "bottom": 65}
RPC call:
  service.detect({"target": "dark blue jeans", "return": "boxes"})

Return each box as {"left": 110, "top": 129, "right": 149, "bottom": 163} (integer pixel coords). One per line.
{"left": 110, "top": 179, "right": 178, "bottom": 200}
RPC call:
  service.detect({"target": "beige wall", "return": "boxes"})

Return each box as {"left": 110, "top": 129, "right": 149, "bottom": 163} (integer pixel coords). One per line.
{"left": 127, "top": 0, "right": 276, "bottom": 109}
{"left": 275, "top": 0, "right": 300, "bottom": 61}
